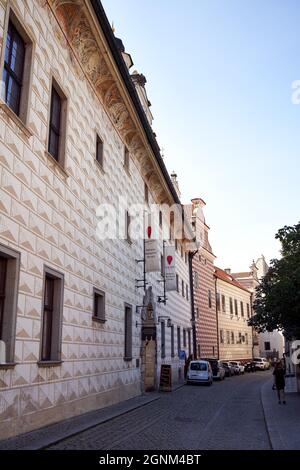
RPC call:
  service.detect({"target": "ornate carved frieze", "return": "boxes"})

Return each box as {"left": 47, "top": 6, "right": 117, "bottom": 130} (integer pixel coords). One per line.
{"left": 47, "top": 0, "right": 173, "bottom": 204}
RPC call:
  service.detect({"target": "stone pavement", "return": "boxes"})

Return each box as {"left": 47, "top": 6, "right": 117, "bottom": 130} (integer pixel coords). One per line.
{"left": 0, "top": 391, "right": 162, "bottom": 450}
{"left": 261, "top": 376, "right": 300, "bottom": 450}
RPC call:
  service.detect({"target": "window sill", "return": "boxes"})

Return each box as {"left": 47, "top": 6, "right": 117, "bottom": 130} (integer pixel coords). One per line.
{"left": 0, "top": 102, "right": 33, "bottom": 138}
{"left": 45, "top": 151, "right": 69, "bottom": 178}
{"left": 124, "top": 357, "right": 132, "bottom": 362}
{"left": 92, "top": 316, "right": 106, "bottom": 324}
{"left": 37, "top": 360, "right": 63, "bottom": 368}
{"left": 0, "top": 362, "right": 17, "bottom": 370}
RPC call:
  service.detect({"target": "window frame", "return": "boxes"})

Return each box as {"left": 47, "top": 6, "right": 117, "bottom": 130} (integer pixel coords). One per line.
{"left": 39, "top": 266, "right": 64, "bottom": 365}
{"left": 234, "top": 299, "right": 238, "bottom": 316}
{"left": 0, "top": 8, "right": 34, "bottom": 128}
{"left": 221, "top": 294, "right": 226, "bottom": 313}
{"left": 92, "top": 288, "right": 106, "bottom": 323}
{"left": 240, "top": 301, "right": 244, "bottom": 317}
{"left": 0, "top": 244, "right": 20, "bottom": 364}
{"left": 124, "top": 303, "right": 133, "bottom": 361}
{"left": 95, "top": 132, "right": 104, "bottom": 169}
{"left": 161, "top": 321, "right": 165, "bottom": 359}
{"left": 170, "top": 324, "right": 175, "bottom": 357}
{"left": 46, "top": 76, "right": 68, "bottom": 167}
{"left": 208, "top": 289, "right": 212, "bottom": 308}
{"left": 247, "top": 303, "right": 250, "bottom": 318}
{"left": 177, "top": 326, "right": 181, "bottom": 357}
{"left": 124, "top": 146, "right": 130, "bottom": 172}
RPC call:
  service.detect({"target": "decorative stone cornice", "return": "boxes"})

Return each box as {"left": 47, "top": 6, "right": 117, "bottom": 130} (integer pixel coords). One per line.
{"left": 45, "top": 0, "right": 173, "bottom": 205}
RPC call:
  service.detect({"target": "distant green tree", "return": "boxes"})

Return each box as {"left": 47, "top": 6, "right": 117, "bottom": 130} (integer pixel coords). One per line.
{"left": 249, "top": 222, "right": 300, "bottom": 339}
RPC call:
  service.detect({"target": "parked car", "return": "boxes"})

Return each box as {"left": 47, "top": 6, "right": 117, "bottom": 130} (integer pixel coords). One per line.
{"left": 202, "top": 358, "right": 226, "bottom": 381}
{"left": 186, "top": 360, "right": 213, "bottom": 385}
{"left": 244, "top": 361, "right": 256, "bottom": 372}
{"left": 230, "top": 361, "right": 245, "bottom": 374}
{"left": 229, "top": 361, "right": 240, "bottom": 375}
{"left": 221, "top": 362, "right": 233, "bottom": 377}
{"left": 253, "top": 357, "right": 270, "bottom": 370}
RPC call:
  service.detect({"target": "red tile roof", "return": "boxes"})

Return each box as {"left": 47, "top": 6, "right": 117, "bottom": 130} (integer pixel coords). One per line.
{"left": 214, "top": 267, "right": 251, "bottom": 294}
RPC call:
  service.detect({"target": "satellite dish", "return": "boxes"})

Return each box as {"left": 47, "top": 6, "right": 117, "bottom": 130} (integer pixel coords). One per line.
{"left": 0, "top": 340, "right": 6, "bottom": 364}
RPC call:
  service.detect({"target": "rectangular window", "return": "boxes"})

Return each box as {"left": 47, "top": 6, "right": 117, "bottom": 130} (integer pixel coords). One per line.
{"left": 0, "top": 246, "right": 20, "bottom": 363}
{"left": 48, "top": 86, "right": 61, "bottom": 161}
{"left": 247, "top": 303, "right": 250, "bottom": 318}
{"left": 182, "top": 280, "right": 185, "bottom": 297}
{"left": 240, "top": 301, "right": 244, "bottom": 317}
{"left": 124, "top": 304, "right": 132, "bottom": 360}
{"left": 220, "top": 329, "right": 224, "bottom": 344}
{"left": 3, "top": 21, "right": 25, "bottom": 116}
{"left": 177, "top": 327, "right": 181, "bottom": 356}
{"left": 93, "top": 289, "right": 105, "bottom": 322}
{"left": 222, "top": 294, "right": 226, "bottom": 313}
{"left": 208, "top": 290, "right": 212, "bottom": 308}
{"left": 229, "top": 297, "right": 233, "bottom": 315}
{"left": 160, "top": 254, "right": 164, "bottom": 277}
{"left": 183, "top": 328, "right": 187, "bottom": 348}
{"left": 176, "top": 274, "right": 179, "bottom": 292}
{"left": 41, "top": 268, "right": 64, "bottom": 362}
{"left": 185, "top": 252, "right": 188, "bottom": 264}
{"left": 196, "top": 307, "right": 199, "bottom": 318}
{"left": 96, "top": 134, "right": 104, "bottom": 167}
{"left": 180, "top": 245, "right": 183, "bottom": 258}
{"left": 144, "top": 183, "right": 149, "bottom": 204}
{"left": 175, "top": 239, "right": 178, "bottom": 250}
{"left": 234, "top": 299, "right": 238, "bottom": 316}
{"left": 171, "top": 325, "right": 175, "bottom": 357}
{"left": 245, "top": 333, "right": 249, "bottom": 345}
{"left": 216, "top": 293, "right": 221, "bottom": 311}
{"left": 161, "top": 321, "right": 165, "bottom": 358}
{"left": 231, "top": 331, "right": 235, "bottom": 344}
{"left": 125, "top": 210, "right": 131, "bottom": 243}
{"left": 197, "top": 343, "right": 201, "bottom": 358}
{"left": 186, "top": 284, "right": 189, "bottom": 301}
{"left": 159, "top": 210, "right": 162, "bottom": 229}
{"left": 124, "top": 147, "right": 130, "bottom": 170}
{"left": 264, "top": 341, "right": 271, "bottom": 351}
{"left": 226, "top": 331, "right": 230, "bottom": 344}
{"left": 0, "top": 257, "right": 7, "bottom": 339}
{"left": 48, "top": 80, "right": 67, "bottom": 164}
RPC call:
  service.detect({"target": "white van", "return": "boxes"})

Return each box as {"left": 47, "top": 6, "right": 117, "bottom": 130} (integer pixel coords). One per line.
{"left": 186, "top": 360, "right": 213, "bottom": 385}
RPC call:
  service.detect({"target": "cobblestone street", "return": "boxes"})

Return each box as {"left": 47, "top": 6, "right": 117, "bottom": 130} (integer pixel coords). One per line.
{"left": 48, "top": 372, "right": 272, "bottom": 450}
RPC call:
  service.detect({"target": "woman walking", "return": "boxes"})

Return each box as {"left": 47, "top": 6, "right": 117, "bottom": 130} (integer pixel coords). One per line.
{"left": 273, "top": 360, "right": 286, "bottom": 404}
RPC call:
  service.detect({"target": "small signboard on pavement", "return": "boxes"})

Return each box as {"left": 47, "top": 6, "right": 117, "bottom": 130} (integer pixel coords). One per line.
{"left": 159, "top": 364, "right": 172, "bottom": 391}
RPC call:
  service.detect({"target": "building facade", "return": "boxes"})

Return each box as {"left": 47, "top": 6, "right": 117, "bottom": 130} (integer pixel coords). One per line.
{"left": 185, "top": 198, "right": 218, "bottom": 359}
{"left": 232, "top": 256, "right": 284, "bottom": 360}
{"left": 0, "top": 0, "right": 193, "bottom": 439}
{"left": 215, "top": 268, "right": 253, "bottom": 361}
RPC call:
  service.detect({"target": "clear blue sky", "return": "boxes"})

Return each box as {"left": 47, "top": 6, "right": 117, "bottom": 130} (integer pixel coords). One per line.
{"left": 102, "top": 0, "right": 300, "bottom": 271}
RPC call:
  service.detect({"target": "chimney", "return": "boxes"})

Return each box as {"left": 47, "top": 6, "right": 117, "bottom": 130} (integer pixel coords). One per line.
{"left": 225, "top": 268, "right": 231, "bottom": 274}
{"left": 170, "top": 171, "right": 181, "bottom": 199}
{"left": 131, "top": 70, "right": 153, "bottom": 126}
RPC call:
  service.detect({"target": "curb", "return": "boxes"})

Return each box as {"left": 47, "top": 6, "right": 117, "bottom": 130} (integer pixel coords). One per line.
{"left": 260, "top": 378, "right": 285, "bottom": 450}
{"left": 0, "top": 393, "right": 162, "bottom": 450}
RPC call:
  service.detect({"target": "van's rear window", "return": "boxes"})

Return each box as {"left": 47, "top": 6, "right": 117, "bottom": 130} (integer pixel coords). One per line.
{"left": 190, "top": 363, "right": 207, "bottom": 371}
